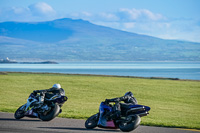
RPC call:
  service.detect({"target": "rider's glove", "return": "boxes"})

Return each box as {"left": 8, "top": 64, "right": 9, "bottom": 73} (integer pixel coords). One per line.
{"left": 33, "top": 90, "right": 37, "bottom": 95}
{"left": 105, "top": 99, "right": 110, "bottom": 104}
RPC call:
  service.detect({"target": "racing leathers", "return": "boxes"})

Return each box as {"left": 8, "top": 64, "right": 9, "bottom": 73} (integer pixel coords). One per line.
{"left": 33, "top": 87, "right": 65, "bottom": 107}
{"left": 105, "top": 94, "right": 138, "bottom": 119}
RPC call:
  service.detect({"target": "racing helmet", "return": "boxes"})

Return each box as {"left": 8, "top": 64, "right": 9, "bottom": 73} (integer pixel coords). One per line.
{"left": 52, "top": 84, "right": 61, "bottom": 89}
{"left": 124, "top": 91, "right": 133, "bottom": 97}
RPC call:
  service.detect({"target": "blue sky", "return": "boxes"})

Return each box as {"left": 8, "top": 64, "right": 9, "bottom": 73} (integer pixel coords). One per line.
{"left": 0, "top": 0, "right": 200, "bottom": 42}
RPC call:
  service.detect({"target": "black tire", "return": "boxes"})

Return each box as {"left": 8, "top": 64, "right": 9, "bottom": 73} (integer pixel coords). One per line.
{"left": 14, "top": 105, "right": 25, "bottom": 119}
{"left": 119, "top": 115, "right": 141, "bottom": 132}
{"left": 85, "top": 113, "right": 98, "bottom": 129}
{"left": 39, "top": 104, "right": 60, "bottom": 121}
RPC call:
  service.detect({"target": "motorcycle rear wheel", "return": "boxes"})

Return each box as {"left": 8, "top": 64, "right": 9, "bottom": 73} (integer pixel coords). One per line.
{"left": 85, "top": 113, "right": 98, "bottom": 129}
{"left": 119, "top": 115, "right": 141, "bottom": 132}
{"left": 14, "top": 105, "right": 25, "bottom": 119}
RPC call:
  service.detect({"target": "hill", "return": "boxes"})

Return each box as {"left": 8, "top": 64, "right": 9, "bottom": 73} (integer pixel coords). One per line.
{"left": 0, "top": 18, "right": 200, "bottom": 61}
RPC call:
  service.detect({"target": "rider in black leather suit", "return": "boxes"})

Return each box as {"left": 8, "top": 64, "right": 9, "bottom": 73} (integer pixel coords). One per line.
{"left": 105, "top": 91, "right": 137, "bottom": 119}
{"left": 33, "top": 84, "right": 65, "bottom": 107}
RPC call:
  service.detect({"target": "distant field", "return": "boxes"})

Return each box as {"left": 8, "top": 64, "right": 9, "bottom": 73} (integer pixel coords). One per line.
{"left": 0, "top": 72, "right": 199, "bottom": 130}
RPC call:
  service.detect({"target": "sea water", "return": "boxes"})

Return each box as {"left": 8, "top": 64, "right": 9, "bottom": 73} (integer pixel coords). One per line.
{"left": 0, "top": 62, "right": 200, "bottom": 80}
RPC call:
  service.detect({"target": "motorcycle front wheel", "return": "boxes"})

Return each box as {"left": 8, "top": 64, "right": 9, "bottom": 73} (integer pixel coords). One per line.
{"left": 85, "top": 113, "right": 99, "bottom": 129}
{"left": 119, "top": 115, "right": 141, "bottom": 132}
{"left": 14, "top": 105, "right": 25, "bottom": 119}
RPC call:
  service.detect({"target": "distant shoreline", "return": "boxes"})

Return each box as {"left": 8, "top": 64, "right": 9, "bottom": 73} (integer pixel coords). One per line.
{"left": 0, "top": 71, "right": 199, "bottom": 82}
{"left": 0, "top": 61, "right": 58, "bottom": 64}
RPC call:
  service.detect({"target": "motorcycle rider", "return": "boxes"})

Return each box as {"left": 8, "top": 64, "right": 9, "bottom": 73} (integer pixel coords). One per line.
{"left": 105, "top": 91, "right": 137, "bottom": 119}
{"left": 33, "top": 84, "right": 65, "bottom": 107}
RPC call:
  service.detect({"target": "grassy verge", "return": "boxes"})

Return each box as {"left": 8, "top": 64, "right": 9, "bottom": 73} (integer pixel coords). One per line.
{"left": 0, "top": 72, "right": 200, "bottom": 129}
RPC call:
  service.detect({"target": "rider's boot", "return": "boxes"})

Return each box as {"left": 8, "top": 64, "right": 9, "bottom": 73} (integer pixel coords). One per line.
{"left": 110, "top": 110, "right": 121, "bottom": 119}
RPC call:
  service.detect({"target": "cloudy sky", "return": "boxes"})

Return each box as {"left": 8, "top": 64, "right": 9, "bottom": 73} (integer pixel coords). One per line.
{"left": 0, "top": 0, "right": 200, "bottom": 42}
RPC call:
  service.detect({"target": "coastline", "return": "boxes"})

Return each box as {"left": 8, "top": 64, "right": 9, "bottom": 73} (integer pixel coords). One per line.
{"left": 1, "top": 71, "right": 199, "bottom": 82}
{"left": 0, "top": 61, "right": 58, "bottom": 64}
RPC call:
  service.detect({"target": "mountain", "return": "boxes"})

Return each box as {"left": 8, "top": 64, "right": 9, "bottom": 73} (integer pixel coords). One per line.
{"left": 0, "top": 18, "right": 200, "bottom": 61}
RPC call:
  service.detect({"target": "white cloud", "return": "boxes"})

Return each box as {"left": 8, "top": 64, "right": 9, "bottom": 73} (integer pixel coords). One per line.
{"left": 12, "top": 7, "right": 28, "bottom": 14}
{"left": 157, "top": 20, "right": 200, "bottom": 42}
{"left": 118, "top": 8, "right": 141, "bottom": 20}
{"left": 117, "top": 8, "right": 166, "bottom": 21}
{"left": 69, "top": 11, "right": 119, "bottom": 22}
{"left": 0, "top": 7, "right": 31, "bottom": 22}
{"left": 81, "top": 11, "right": 92, "bottom": 17}
{"left": 142, "top": 9, "right": 165, "bottom": 21}
{"left": 123, "top": 22, "right": 135, "bottom": 29}
{"left": 0, "top": 2, "right": 57, "bottom": 22}
{"left": 77, "top": 9, "right": 200, "bottom": 42}
{"left": 98, "top": 12, "right": 119, "bottom": 21}
{"left": 68, "top": 8, "right": 166, "bottom": 22}
{"left": 69, "top": 11, "right": 94, "bottom": 21}
{"left": 29, "top": 2, "right": 56, "bottom": 17}
{"left": 0, "top": 4, "right": 199, "bottom": 42}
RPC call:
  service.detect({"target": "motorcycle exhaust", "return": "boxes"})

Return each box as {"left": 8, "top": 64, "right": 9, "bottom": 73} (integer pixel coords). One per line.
{"left": 126, "top": 106, "right": 145, "bottom": 114}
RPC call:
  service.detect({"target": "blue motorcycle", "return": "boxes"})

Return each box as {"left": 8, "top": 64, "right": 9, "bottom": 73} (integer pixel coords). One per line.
{"left": 14, "top": 92, "right": 68, "bottom": 121}
{"left": 85, "top": 100, "right": 150, "bottom": 132}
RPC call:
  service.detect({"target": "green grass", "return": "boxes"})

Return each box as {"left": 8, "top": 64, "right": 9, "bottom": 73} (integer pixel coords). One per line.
{"left": 0, "top": 72, "right": 200, "bottom": 129}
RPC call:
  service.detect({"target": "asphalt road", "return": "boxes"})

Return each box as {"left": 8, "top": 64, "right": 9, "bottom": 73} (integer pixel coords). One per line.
{"left": 0, "top": 112, "right": 199, "bottom": 133}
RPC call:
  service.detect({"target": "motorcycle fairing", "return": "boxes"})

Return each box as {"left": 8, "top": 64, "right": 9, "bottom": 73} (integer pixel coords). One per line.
{"left": 46, "top": 95, "right": 68, "bottom": 104}
{"left": 127, "top": 105, "right": 151, "bottom": 113}
{"left": 24, "top": 108, "right": 38, "bottom": 117}
{"left": 97, "top": 102, "right": 117, "bottom": 128}
{"left": 55, "top": 96, "right": 68, "bottom": 104}
{"left": 20, "top": 93, "right": 39, "bottom": 118}
{"left": 25, "top": 93, "right": 38, "bottom": 111}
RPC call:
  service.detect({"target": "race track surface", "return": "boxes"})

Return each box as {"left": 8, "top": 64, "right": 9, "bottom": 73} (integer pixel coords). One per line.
{"left": 0, "top": 112, "right": 199, "bottom": 133}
